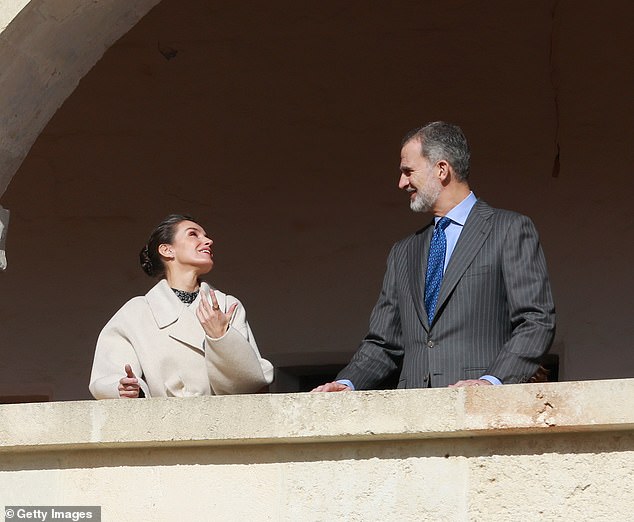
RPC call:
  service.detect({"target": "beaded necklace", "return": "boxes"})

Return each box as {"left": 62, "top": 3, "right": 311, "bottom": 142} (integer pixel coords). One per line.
{"left": 171, "top": 288, "right": 199, "bottom": 305}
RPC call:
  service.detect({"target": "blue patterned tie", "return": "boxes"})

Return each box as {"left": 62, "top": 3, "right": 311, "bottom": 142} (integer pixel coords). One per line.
{"left": 425, "top": 217, "right": 452, "bottom": 324}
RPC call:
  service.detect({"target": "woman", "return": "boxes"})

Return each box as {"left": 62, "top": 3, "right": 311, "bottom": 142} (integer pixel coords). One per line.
{"left": 89, "top": 214, "right": 274, "bottom": 398}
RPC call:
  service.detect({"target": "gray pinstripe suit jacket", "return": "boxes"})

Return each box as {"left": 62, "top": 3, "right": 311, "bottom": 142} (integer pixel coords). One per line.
{"left": 337, "top": 200, "right": 555, "bottom": 389}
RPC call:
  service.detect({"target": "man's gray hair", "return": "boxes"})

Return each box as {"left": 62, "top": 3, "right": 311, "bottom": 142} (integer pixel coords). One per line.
{"left": 402, "top": 121, "right": 471, "bottom": 181}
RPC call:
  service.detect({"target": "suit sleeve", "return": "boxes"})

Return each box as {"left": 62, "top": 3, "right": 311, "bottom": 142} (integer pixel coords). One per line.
{"left": 487, "top": 214, "right": 556, "bottom": 383}
{"left": 89, "top": 311, "right": 151, "bottom": 399}
{"left": 336, "top": 244, "right": 404, "bottom": 389}
{"left": 204, "top": 297, "right": 274, "bottom": 394}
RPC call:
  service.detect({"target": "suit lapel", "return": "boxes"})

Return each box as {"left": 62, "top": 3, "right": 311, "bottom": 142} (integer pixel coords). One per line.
{"left": 434, "top": 200, "right": 494, "bottom": 319}
{"left": 408, "top": 223, "right": 434, "bottom": 330}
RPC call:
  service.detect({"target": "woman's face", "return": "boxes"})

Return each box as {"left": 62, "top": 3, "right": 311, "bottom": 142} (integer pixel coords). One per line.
{"left": 161, "top": 220, "right": 214, "bottom": 274}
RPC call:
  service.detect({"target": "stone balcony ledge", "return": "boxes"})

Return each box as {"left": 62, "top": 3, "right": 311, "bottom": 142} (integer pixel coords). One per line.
{"left": 2, "top": 379, "right": 634, "bottom": 521}
{"left": 2, "top": 378, "right": 633, "bottom": 453}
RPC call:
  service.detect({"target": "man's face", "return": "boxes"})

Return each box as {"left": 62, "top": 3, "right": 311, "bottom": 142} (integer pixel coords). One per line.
{"left": 398, "top": 139, "right": 442, "bottom": 213}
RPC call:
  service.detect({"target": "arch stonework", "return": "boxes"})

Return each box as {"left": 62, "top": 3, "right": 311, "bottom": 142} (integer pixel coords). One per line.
{"left": 0, "top": 0, "right": 160, "bottom": 198}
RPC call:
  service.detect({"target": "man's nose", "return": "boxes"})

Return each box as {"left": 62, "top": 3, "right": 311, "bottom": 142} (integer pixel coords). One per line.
{"left": 398, "top": 174, "right": 410, "bottom": 189}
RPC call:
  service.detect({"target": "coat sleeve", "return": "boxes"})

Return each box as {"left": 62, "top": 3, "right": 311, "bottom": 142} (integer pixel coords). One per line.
{"left": 204, "top": 297, "right": 274, "bottom": 394}
{"left": 89, "top": 306, "right": 151, "bottom": 399}
{"left": 336, "top": 243, "right": 405, "bottom": 389}
{"left": 486, "top": 214, "right": 556, "bottom": 383}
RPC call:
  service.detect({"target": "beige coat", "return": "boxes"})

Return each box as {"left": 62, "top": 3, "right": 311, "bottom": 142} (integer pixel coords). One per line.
{"left": 89, "top": 279, "right": 274, "bottom": 398}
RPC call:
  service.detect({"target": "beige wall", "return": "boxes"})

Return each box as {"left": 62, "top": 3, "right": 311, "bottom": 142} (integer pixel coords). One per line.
{"left": 1, "top": 380, "right": 634, "bottom": 520}
{"left": 0, "top": 1, "right": 633, "bottom": 400}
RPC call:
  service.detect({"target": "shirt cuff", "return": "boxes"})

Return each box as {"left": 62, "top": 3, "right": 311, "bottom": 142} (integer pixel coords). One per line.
{"left": 336, "top": 379, "right": 355, "bottom": 390}
{"left": 479, "top": 375, "right": 502, "bottom": 385}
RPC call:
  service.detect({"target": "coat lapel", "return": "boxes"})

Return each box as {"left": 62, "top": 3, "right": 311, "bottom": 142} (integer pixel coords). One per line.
{"left": 146, "top": 279, "right": 210, "bottom": 354}
{"left": 434, "top": 200, "right": 494, "bottom": 320}
{"left": 408, "top": 223, "right": 434, "bottom": 330}
{"left": 169, "top": 309, "right": 206, "bottom": 353}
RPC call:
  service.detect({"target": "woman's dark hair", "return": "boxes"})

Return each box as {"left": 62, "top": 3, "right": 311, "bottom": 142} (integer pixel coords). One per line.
{"left": 139, "top": 214, "right": 196, "bottom": 278}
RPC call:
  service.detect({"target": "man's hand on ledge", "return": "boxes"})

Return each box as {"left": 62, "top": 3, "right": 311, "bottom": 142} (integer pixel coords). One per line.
{"left": 311, "top": 381, "right": 352, "bottom": 393}
{"left": 448, "top": 379, "right": 493, "bottom": 388}
{"left": 311, "top": 379, "right": 493, "bottom": 391}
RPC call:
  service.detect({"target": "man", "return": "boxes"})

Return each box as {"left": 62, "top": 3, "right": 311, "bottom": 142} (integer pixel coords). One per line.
{"left": 313, "top": 121, "right": 555, "bottom": 392}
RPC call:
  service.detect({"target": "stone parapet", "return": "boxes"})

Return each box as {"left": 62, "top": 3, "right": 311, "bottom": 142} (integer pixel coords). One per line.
{"left": 2, "top": 378, "right": 633, "bottom": 451}
{"left": 1, "top": 379, "right": 633, "bottom": 520}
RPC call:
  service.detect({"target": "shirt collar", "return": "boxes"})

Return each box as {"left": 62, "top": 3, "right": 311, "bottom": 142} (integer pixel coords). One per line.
{"left": 435, "top": 191, "right": 477, "bottom": 226}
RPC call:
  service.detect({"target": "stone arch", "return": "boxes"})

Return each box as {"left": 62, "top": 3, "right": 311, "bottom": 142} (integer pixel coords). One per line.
{"left": 0, "top": 0, "right": 160, "bottom": 197}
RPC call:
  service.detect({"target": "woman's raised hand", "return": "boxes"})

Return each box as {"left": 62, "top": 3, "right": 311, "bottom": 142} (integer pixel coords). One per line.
{"left": 196, "top": 288, "right": 238, "bottom": 339}
{"left": 118, "top": 364, "right": 140, "bottom": 398}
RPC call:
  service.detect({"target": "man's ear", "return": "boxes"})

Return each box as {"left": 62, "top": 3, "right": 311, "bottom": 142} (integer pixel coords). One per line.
{"left": 437, "top": 160, "right": 451, "bottom": 182}
{"left": 158, "top": 243, "right": 174, "bottom": 259}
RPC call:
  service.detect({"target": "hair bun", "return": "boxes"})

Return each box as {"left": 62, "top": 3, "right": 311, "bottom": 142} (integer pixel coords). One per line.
{"left": 139, "top": 245, "right": 154, "bottom": 276}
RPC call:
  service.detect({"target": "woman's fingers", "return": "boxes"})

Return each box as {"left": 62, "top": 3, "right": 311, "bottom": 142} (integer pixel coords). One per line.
{"left": 209, "top": 289, "right": 221, "bottom": 311}
{"left": 199, "top": 289, "right": 211, "bottom": 313}
{"left": 226, "top": 302, "right": 238, "bottom": 321}
{"left": 195, "top": 291, "right": 240, "bottom": 337}
{"left": 198, "top": 289, "right": 228, "bottom": 320}
{"left": 195, "top": 304, "right": 206, "bottom": 323}
{"left": 119, "top": 389, "right": 139, "bottom": 398}
{"left": 118, "top": 367, "right": 140, "bottom": 398}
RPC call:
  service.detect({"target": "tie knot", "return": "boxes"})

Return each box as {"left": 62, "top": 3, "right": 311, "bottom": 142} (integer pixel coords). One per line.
{"left": 436, "top": 217, "right": 452, "bottom": 231}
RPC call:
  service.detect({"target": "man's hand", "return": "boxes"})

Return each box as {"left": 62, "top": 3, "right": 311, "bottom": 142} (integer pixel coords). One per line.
{"left": 311, "top": 381, "right": 352, "bottom": 392}
{"left": 118, "top": 364, "right": 140, "bottom": 398}
{"left": 448, "top": 379, "right": 493, "bottom": 387}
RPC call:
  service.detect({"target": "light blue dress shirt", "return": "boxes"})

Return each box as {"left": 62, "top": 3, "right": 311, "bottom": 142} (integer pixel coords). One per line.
{"left": 339, "top": 192, "right": 502, "bottom": 389}
{"left": 438, "top": 191, "right": 477, "bottom": 272}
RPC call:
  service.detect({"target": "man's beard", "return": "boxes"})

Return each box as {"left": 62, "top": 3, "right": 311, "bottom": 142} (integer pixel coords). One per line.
{"left": 409, "top": 179, "right": 441, "bottom": 213}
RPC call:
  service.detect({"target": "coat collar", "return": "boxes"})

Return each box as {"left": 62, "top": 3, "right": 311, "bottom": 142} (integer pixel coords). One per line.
{"left": 145, "top": 279, "right": 225, "bottom": 353}
{"left": 146, "top": 279, "right": 187, "bottom": 328}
